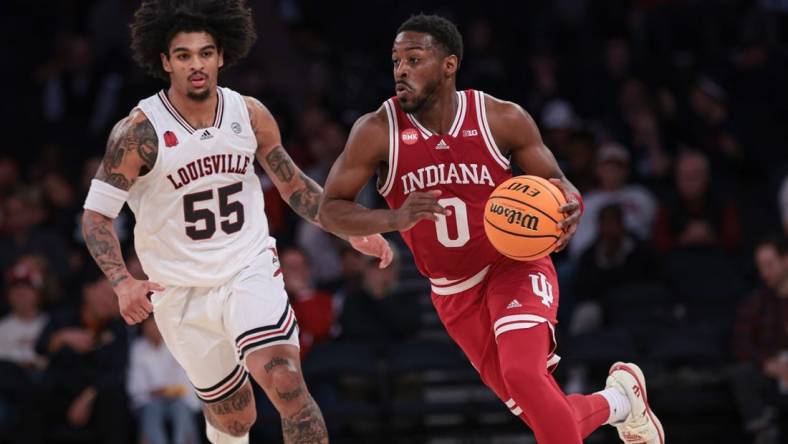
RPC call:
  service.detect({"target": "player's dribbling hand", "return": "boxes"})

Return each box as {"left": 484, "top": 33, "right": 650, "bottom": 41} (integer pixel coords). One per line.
{"left": 549, "top": 178, "right": 582, "bottom": 252}
{"left": 349, "top": 234, "right": 394, "bottom": 268}
{"left": 391, "top": 189, "right": 449, "bottom": 231}
{"left": 114, "top": 277, "right": 164, "bottom": 325}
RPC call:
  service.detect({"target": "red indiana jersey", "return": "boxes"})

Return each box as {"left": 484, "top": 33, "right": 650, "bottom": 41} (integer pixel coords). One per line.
{"left": 380, "top": 89, "right": 550, "bottom": 294}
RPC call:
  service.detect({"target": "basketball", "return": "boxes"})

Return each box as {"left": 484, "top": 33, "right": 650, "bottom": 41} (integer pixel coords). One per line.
{"left": 483, "top": 175, "right": 566, "bottom": 261}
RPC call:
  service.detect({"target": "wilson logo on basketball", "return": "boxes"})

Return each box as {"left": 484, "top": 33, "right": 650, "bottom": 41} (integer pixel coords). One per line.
{"left": 488, "top": 204, "right": 540, "bottom": 231}
{"left": 401, "top": 128, "right": 419, "bottom": 145}
{"left": 483, "top": 175, "right": 566, "bottom": 261}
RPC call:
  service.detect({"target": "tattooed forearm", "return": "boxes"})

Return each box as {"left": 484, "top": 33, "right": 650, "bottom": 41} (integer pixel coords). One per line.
{"left": 281, "top": 396, "right": 328, "bottom": 444}
{"left": 288, "top": 173, "right": 322, "bottom": 222}
{"left": 82, "top": 211, "right": 129, "bottom": 287}
{"left": 265, "top": 145, "right": 295, "bottom": 182}
{"left": 209, "top": 385, "right": 253, "bottom": 416}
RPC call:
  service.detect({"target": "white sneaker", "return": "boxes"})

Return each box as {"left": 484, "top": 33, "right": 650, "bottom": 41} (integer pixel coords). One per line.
{"left": 606, "top": 362, "right": 665, "bottom": 444}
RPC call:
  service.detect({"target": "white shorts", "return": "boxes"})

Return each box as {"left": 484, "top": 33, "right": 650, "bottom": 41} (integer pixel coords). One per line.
{"left": 151, "top": 246, "right": 299, "bottom": 404}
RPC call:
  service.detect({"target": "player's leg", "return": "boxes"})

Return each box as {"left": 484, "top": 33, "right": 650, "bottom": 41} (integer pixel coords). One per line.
{"left": 487, "top": 258, "right": 622, "bottom": 442}
{"left": 430, "top": 284, "right": 517, "bottom": 415}
{"left": 496, "top": 322, "right": 583, "bottom": 443}
{"left": 151, "top": 287, "right": 257, "bottom": 442}
{"left": 201, "top": 381, "right": 256, "bottom": 441}
{"left": 488, "top": 258, "right": 664, "bottom": 442}
{"left": 245, "top": 345, "right": 328, "bottom": 443}
{"left": 227, "top": 246, "right": 327, "bottom": 443}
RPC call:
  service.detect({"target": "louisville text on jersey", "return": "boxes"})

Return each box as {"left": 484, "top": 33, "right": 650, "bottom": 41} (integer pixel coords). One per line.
{"left": 166, "top": 153, "right": 253, "bottom": 190}
{"left": 401, "top": 162, "right": 495, "bottom": 195}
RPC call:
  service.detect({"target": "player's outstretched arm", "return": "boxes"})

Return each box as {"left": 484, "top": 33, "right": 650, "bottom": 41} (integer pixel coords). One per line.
{"left": 484, "top": 95, "right": 583, "bottom": 251}
{"left": 82, "top": 111, "right": 163, "bottom": 325}
{"left": 319, "top": 110, "right": 447, "bottom": 236}
{"left": 247, "top": 96, "right": 324, "bottom": 224}
{"left": 247, "top": 97, "right": 393, "bottom": 266}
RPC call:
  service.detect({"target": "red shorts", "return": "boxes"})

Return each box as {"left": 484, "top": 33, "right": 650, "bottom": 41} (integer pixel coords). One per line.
{"left": 431, "top": 255, "right": 560, "bottom": 401}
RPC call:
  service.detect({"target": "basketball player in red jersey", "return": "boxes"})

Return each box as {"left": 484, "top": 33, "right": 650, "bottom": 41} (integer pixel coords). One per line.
{"left": 320, "top": 14, "right": 663, "bottom": 444}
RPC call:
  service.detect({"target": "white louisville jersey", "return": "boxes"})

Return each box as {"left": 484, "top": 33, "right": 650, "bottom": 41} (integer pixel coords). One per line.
{"left": 128, "top": 87, "right": 272, "bottom": 287}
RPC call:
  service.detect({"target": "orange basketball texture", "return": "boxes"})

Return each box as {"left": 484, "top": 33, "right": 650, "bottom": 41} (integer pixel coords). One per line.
{"left": 483, "top": 175, "right": 567, "bottom": 261}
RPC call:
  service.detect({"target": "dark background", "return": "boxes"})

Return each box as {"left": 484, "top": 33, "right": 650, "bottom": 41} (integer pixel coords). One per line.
{"left": 0, "top": 0, "right": 787, "bottom": 443}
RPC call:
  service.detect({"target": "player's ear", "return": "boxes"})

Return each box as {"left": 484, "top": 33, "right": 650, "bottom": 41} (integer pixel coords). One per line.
{"left": 160, "top": 52, "right": 173, "bottom": 74}
{"left": 444, "top": 54, "right": 458, "bottom": 78}
{"left": 218, "top": 48, "right": 224, "bottom": 68}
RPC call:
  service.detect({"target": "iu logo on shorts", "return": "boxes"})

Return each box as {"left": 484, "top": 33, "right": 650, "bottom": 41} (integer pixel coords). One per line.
{"left": 529, "top": 272, "right": 553, "bottom": 307}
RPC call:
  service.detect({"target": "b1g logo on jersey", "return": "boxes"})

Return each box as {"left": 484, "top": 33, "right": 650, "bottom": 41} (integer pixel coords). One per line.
{"left": 462, "top": 129, "right": 478, "bottom": 137}
{"left": 401, "top": 128, "right": 419, "bottom": 145}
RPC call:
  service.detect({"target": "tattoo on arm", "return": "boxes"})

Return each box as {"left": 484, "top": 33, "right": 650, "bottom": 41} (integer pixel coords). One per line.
{"left": 263, "top": 145, "right": 322, "bottom": 222}
{"left": 281, "top": 395, "right": 328, "bottom": 444}
{"left": 208, "top": 384, "right": 253, "bottom": 416}
{"left": 265, "top": 145, "right": 295, "bottom": 182}
{"left": 288, "top": 173, "right": 322, "bottom": 222}
{"left": 82, "top": 211, "right": 128, "bottom": 287}
{"left": 96, "top": 115, "right": 158, "bottom": 190}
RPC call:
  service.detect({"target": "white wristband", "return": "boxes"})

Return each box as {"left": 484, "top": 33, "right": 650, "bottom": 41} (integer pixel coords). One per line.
{"left": 83, "top": 179, "right": 129, "bottom": 219}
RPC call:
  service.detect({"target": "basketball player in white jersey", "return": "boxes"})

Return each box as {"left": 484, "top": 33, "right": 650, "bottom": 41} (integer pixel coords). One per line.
{"left": 81, "top": 1, "right": 391, "bottom": 443}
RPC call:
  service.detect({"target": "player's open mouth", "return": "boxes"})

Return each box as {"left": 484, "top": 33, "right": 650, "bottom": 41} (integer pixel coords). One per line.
{"left": 190, "top": 74, "right": 207, "bottom": 88}
{"left": 396, "top": 83, "right": 412, "bottom": 98}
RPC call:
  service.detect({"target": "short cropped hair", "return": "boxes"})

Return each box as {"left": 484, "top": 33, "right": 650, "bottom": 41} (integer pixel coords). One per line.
{"left": 397, "top": 14, "right": 463, "bottom": 65}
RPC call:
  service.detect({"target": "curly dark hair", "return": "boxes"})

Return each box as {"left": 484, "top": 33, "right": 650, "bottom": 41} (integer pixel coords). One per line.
{"left": 131, "top": 0, "right": 256, "bottom": 80}
{"left": 397, "top": 14, "right": 463, "bottom": 66}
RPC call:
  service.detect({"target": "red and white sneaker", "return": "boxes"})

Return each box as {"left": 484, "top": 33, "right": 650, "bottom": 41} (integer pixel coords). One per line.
{"left": 606, "top": 362, "right": 665, "bottom": 444}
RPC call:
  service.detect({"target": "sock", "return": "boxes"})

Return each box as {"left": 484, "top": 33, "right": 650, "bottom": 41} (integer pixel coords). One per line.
{"left": 206, "top": 419, "right": 249, "bottom": 444}
{"left": 596, "top": 387, "right": 631, "bottom": 424}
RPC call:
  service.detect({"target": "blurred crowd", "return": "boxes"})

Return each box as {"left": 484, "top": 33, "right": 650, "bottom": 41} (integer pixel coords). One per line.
{"left": 1, "top": 0, "right": 787, "bottom": 443}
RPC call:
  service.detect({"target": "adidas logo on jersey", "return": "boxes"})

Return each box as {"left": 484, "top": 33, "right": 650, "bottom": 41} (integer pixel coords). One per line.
{"left": 506, "top": 299, "right": 523, "bottom": 309}
{"left": 435, "top": 139, "right": 450, "bottom": 150}
{"left": 200, "top": 130, "right": 213, "bottom": 140}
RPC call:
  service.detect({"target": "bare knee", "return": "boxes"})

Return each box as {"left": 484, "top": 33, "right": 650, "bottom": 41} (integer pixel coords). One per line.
{"left": 250, "top": 355, "right": 308, "bottom": 414}
{"left": 266, "top": 364, "right": 309, "bottom": 411}
{"left": 204, "top": 383, "right": 256, "bottom": 436}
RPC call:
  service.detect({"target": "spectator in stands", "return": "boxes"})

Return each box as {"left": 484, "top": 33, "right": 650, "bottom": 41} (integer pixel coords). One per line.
{"left": 336, "top": 247, "right": 419, "bottom": 347}
{"left": 0, "top": 189, "right": 70, "bottom": 281}
{"left": 0, "top": 155, "right": 19, "bottom": 202}
{"left": 0, "top": 261, "right": 48, "bottom": 444}
{"left": 128, "top": 317, "right": 199, "bottom": 444}
{"left": 687, "top": 77, "right": 743, "bottom": 184}
{"left": 280, "top": 247, "right": 335, "bottom": 358}
{"left": 653, "top": 150, "right": 741, "bottom": 252}
{"left": 573, "top": 203, "right": 662, "bottom": 309}
{"left": 35, "top": 269, "right": 130, "bottom": 444}
{"left": 296, "top": 121, "right": 349, "bottom": 286}
{"left": 569, "top": 142, "right": 657, "bottom": 258}
{"left": 40, "top": 171, "right": 80, "bottom": 248}
{"left": 562, "top": 129, "right": 597, "bottom": 194}
{"left": 40, "top": 35, "right": 123, "bottom": 142}
{"left": 730, "top": 236, "right": 788, "bottom": 444}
